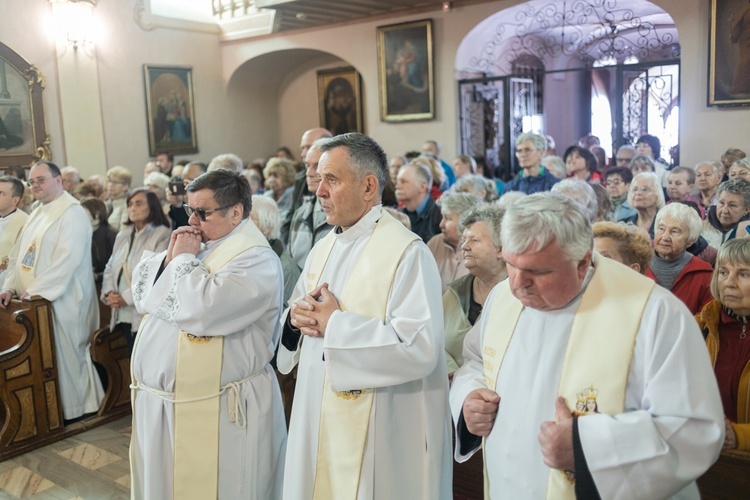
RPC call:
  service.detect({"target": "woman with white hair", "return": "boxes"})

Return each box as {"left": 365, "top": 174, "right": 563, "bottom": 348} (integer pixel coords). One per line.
{"left": 646, "top": 203, "right": 713, "bottom": 314}
{"left": 250, "top": 195, "right": 299, "bottom": 303}
{"left": 695, "top": 160, "right": 723, "bottom": 210}
{"left": 622, "top": 171, "right": 665, "bottom": 238}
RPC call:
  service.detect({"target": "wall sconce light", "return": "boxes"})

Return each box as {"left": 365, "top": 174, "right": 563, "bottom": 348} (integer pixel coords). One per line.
{"left": 49, "top": 0, "right": 97, "bottom": 52}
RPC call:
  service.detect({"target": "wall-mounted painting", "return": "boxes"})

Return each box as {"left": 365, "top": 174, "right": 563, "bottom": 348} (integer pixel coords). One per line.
{"left": 317, "top": 67, "right": 363, "bottom": 135}
{"left": 377, "top": 19, "right": 434, "bottom": 122}
{"left": 0, "top": 42, "right": 50, "bottom": 168}
{"left": 144, "top": 65, "right": 198, "bottom": 155}
{"left": 709, "top": 0, "right": 750, "bottom": 106}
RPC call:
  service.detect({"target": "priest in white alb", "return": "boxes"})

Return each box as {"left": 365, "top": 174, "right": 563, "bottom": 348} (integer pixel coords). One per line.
{"left": 129, "top": 169, "right": 287, "bottom": 499}
{"left": 0, "top": 162, "right": 103, "bottom": 421}
{"left": 450, "top": 193, "right": 725, "bottom": 499}
{"left": 278, "top": 133, "right": 452, "bottom": 500}
{"left": 0, "top": 175, "right": 28, "bottom": 280}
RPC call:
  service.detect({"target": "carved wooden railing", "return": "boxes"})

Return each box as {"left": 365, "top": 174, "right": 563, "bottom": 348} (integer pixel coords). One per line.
{"left": 0, "top": 297, "right": 131, "bottom": 461}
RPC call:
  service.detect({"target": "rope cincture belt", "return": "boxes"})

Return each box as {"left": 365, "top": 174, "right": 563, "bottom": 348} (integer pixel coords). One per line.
{"left": 130, "top": 371, "right": 262, "bottom": 429}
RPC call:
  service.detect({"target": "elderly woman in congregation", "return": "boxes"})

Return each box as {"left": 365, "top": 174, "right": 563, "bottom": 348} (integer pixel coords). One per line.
{"left": 702, "top": 178, "right": 750, "bottom": 248}
{"left": 593, "top": 221, "right": 653, "bottom": 275}
{"left": 443, "top": 204, "right": 506, "bottom": 379}
{"left": 645, "top": 203, "right": 713, "bottom": 315}
{"left": 622, "top": 171, "right": 664, "bottom": 238}
{"left": 696, "top": 238, "right": 750, "bottom": 452}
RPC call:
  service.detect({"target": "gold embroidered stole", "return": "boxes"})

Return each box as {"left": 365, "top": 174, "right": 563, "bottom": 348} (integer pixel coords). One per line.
{"left": 308, "top": 211, "right": 418, "bottom": 499}
{"left": 0, "top": 210, "right": 28, "bottom": 271}
{"left": 481, "top": 253, "right": 654, "bottom": 499}
{"left": 172, "top": 220, "right": 269, "bottom": 500}
{"left": 17, "top": 193, "right": 77, "bottom": 293}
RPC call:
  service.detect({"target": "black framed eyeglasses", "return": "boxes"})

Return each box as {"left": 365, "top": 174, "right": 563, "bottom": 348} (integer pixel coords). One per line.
{"left": 183, "top": 204, "right": 231, "bottom": 221}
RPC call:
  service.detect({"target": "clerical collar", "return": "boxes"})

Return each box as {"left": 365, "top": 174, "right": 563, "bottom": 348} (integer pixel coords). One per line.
{"left": 333, "top": 205, "right": 382, "bottom": 243}
{"left": 0, "top": 209, "right": 17, "bottom": 219}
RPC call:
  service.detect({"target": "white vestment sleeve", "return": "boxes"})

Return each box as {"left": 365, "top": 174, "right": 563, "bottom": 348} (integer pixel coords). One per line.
{"left": 578, "top": 289, "right": 724, "bottom": 499}
{"left": 323, "top": 241, "right": 445, "bottom": 391}
{"left": 449, "top": 287, "right": 497, "bottom": 462}
{"left": 133, "top": 247, "right": 283, "bottom": 337}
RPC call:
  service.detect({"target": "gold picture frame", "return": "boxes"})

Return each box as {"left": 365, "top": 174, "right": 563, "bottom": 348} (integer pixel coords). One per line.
{"left": 316, "top": 67, "right": 364, "bottom": 135}
{"left": 708, "top": 0, "right": 750, "bottom": 106}
{"left": 0, "top": 42, "right": 50, "bottom": 168}
{"left": 377, "top": 19, "right": 435, "bottom": 122}
{"left": 144, "top": 65, "right": 198, "bottom": 155}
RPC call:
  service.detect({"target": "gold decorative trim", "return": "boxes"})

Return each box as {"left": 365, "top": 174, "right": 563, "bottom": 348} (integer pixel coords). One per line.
{"left": 184, "top": 333, "right": 213, "bottom": 344}
{"left": 36, "top": 136, "right": 51, "bottom": 161}
{"left": 24, "top": 65, "right": 45, "bottom": 89}
{"left": 134, "top": 0, "right": 154, "bottom": 31}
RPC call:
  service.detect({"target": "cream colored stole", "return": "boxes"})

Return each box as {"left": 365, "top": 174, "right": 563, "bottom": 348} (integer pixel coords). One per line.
{"left": 306, "top": 211, "right": 418, "bottom": 499}
{"left": 481, "top": 253, "right": 654, "bottom": 499}
{"left": 171, "top": 220, "right": 269, "bottom": 499}
{"left": 0, "top": 210, "right": 28, "bottom": 271}
{"left": 17, "top": 193, "right": 77, "bottom": 292}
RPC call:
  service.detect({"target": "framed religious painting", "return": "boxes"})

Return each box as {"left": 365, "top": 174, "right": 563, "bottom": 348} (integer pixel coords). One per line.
{"left": 708, "top": 0, "right": 750, "bottom": 106}
{"left": 316, "top": 67, "right": 364, "bottom": 135}
{"left": 0, "top": 42, "right": 50, "bottom": 168}
{"left": 377, "top": 19, "right": 435, "bottom": 122}
{"left": 143, "top": 65, "right": 198, "bottom": 155}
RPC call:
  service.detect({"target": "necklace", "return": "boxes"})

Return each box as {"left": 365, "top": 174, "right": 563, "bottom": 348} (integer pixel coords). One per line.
{"left": 723, "top": 306, "right": 749, "bottom": 339}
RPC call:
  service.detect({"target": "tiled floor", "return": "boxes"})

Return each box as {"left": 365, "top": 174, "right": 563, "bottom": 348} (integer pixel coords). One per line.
{"left": 0, "top": 417, "right": 131, "bottom": 499}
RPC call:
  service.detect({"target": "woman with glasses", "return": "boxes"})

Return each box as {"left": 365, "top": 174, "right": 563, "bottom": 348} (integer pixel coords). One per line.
{"left": 101, "top": 188, "right": 170, "bottom": 351}
{"left": 729, "top": 158, "right": 750, "bottom": 180}
{"left": 622, "top": 172, "right": 665, "bottom": 238}
{"left": 603, "top": 167, "right": 637, "bottom": 222}
{"left": 105, "top": 166, "right": 132, "bottom": 231}
{"left": 503, "top": 132, "right": 560, "bottom": 194}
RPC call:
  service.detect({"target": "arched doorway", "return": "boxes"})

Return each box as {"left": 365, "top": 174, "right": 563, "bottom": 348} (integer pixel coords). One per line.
{"left": 454, "top": 0, "right": 680, "bottom": 178}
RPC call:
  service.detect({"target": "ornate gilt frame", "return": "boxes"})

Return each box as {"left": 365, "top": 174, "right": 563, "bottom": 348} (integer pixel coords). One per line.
{"left": 0, "top": 42, "right": 50, "bottom": 168}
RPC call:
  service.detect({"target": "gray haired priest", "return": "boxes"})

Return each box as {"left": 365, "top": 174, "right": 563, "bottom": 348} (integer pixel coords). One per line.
{"left": 278, "top": 133, "right": 452, "bottom": 499}
{"left": 129, "top": 169, "right": 287, "bottom": 499}
{"left": 450, "top": 193, "right": 725, "bottom": 499}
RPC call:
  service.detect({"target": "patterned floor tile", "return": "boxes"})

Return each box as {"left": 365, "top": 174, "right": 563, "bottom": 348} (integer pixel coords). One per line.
{"left": 0, "top": 465, "right": 56, "bottom": 497}
{"left": 56, "top": 444, "right": 121, "bottom": 471}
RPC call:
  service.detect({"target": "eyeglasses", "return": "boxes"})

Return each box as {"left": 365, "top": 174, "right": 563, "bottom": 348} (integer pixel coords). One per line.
{"left": 28, "top": 176, "right": 53, "bottom": 187}
{"left": 183, "top": 204, "right": 231, "bottom": 222}
{"left": 615, "top": 157, "right": 631, "bottom": 164}
{"left": 605, "top": 178, "right": 622, "bottom": 186}
{"left": 515, "top": 147, "right": 537, "bottom": 156}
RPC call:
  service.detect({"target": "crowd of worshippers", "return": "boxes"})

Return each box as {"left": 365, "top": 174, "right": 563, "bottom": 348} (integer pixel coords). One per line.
{"left": 0, "top": 128, "right": 747, "bottom": 498}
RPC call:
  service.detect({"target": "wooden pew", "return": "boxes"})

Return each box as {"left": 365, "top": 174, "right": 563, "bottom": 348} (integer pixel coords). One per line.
{"left": 451, "top": 446, "right": 750, "bottom": 499}
{"left": 0, "top": 297, "right": 131, "bottom": 462}
{"left": 0, "top": 297, "right": 64, "bottom": 458}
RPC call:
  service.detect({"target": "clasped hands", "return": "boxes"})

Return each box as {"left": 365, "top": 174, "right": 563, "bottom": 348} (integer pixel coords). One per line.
{"left": 463, "top": 390, "right": 575, "bottom": 471}
{"left": 289, "top": 283, "right": 340, "bottom": 337}
{"left": 164, "top": 226, "right": 203, "bottom": 266}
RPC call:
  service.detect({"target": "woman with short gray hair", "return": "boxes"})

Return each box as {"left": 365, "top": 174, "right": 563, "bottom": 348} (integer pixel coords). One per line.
{"left": 428, "top": 192, "right": 483, "bottom": 292}
{"left": 646, "top": 203, "right": 713, "bottom": 315}
{"left": 622, "top": 172, "right": 665, "bottom": 238}
{"left": 443, "top": 204, "right": 506, "bottom": 377}
{"left": 702, "top": 178, "right": 750, "bottom": 248}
